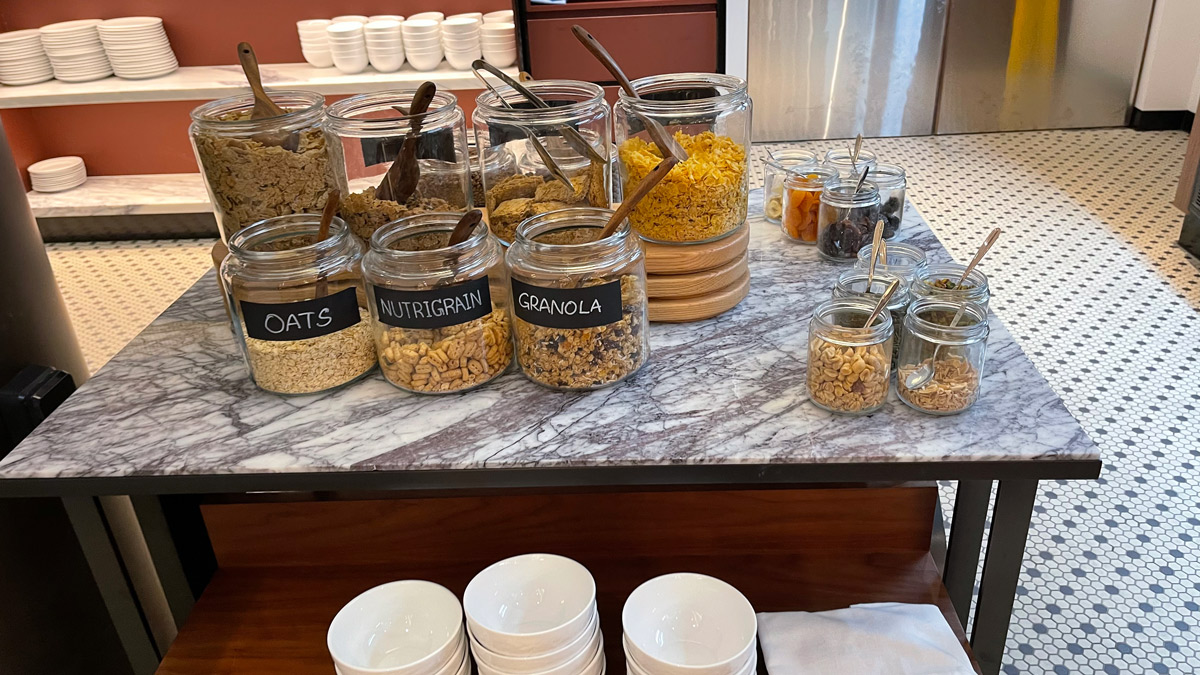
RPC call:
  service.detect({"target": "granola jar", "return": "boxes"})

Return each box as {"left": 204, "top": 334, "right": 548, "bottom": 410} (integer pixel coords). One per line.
{"left": 823, "top": 146, "right": 878, "bottom": 181}
{"left": 833, "top": 269, "right": 909, "bottom": 370}
{"left": 912, "top": 263, "right": 991, "bottom": 312}
{"left": 363, "top": 213, "right": 512, "bottom": 394}
{"left": 818, "top": 181, "right": 882, "bottom": 262}
{"left": 506, "top": 207, "right": 649, "bottom": 391}
{"left": 763, "top": 149, "right": 817, "bottom": 223}
{"left": 782, "top": 165, "right": 839, "bottom": 243}
{"left": 897, "top": 299, "right": 989, "bottom": 415}
{"left": 871, "top": 163, "right": 907, "bottom": 239}
{"left": 190, "top": 90, "right": 339, "bottom": 242}
{"left": 221, "top": 214, "right": 376, "bottom": 395}
{"left": 614, "top": 73, "right": 752, "bottom": 243}
{"left": 473, "top": 80, "right": 612, "bottom": 244}
{"left": 325, "top": 90, "right": 472, "bottom": 242}
{"left": 807, "top": 298, "right": 893, "bottom": 415}
{"left": 854, "top": 242, "right": 928, "bottom": 284}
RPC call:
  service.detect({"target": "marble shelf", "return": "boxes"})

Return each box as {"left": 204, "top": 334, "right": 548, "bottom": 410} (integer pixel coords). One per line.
{"left": 26, "top": 173, "right": 210, "bottom": 218}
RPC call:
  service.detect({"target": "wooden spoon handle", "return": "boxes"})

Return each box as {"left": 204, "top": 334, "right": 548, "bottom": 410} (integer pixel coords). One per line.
{"left": 376, "top": 82, "right": 437, "bottom": 201}
{"left": 570, "top": 25, "right": 636, "bottom": 96}
{"left": 237, "top": 42, "right": 283, "bottom": 117}
{"left": 958, "top": 227, "right": 1001, "bottom": 285}
{"left": 447, "top": 209, "right": 483, "bottom": 246}
{"left": 316, "top": 189, "right": 341, "bottom": 243}
{"left": 600, "top": 155, "right": 678, "bottom": 239}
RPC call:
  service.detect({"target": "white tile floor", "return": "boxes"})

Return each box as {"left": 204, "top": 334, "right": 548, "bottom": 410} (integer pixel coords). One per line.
{"left": 45, "top": 128, "right": 1200, "bottom": 673}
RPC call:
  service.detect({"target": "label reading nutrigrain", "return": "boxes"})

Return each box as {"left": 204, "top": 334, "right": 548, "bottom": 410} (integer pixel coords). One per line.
{"left": 511, "top": 278, "right": 622, "bottom": 329}
{"left": 240, "top": 287, "right": 361, "bottom": 341}
{"left": 373, "top": 277, "right": 492, "bottom": 329}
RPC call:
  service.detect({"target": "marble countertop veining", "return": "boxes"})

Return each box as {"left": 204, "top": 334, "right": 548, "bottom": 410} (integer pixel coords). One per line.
{"left": 27, "top": 174, "right": 211, "bottom": 217}
{"left": 0, "top": 196, "right": 1098, "bottom": 483}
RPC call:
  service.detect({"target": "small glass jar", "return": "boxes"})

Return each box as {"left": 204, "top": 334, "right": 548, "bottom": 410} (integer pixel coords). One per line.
{"left": 468, "top": 143, "right": 518, "bottom": 208}
{"left": 807, "top": 298, "right": 893, "bottom": 415}
{"left": 870, "top": 163, "right": 906, "bottom": 239}
{"left": 614, "top": 73, "right": 752, "bottom": 243}
{"left": 824, "top": 146, "right": 878, "bottom": 181}
{"left": 782, "top": 165, "right": 840, "bottom": 244}
{"left": 363, "top": 213, "right": 512, "bottom": 394}
{"left": 912, "top": 263, "right": 991, "bottom": 312}
{"left": 763, "top": 149, "right": 818, "bottom": 223}
{"left": 325, "top": 90, "right": 472, "bottom": 242}
{"left": 854, "top": 241, "right": 928, "bottom": 284}
{"left": 833, "top": 269, "right": 909, "bottom": 370}
{"left": 897, "top": 299, "right": 989, "bottom": 415}
{"left": 506, "top": 207, "right": 649, "bottom": 391}
{"left": 221, "top": 214, "right": 376, "bottom": 395}
{"left": 818, "top": 181, "right": 882, "bottom": 262}
{"left": 190, "top": 90, "right": 339, "bottom": 242}
{"left": 473, "top": 80, "right": 612, "bottom": 244}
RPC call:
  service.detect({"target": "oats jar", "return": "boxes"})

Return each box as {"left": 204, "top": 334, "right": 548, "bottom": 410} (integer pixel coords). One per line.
{"left": 854, "top": 241, "right": 928, "bottom": 284}
{"left": 190, "top": 90, "right": 339, "bottom": 241}
{"left": 912, "top": 263, "right": 991, "bottom": 312}
{"left": 823, "top": 146, "right": 878, "bottom": 181}
{"left": 221, "top": 214, "right": 376, "bottom": 395}
{"left": 807, "top": 298, "right": 893, "bottom": 415}
{"left": 762, "top": 149, "right": 817, "bottom": 223}
{"left": 897, "top": 299, "right": 989, "bottom": 415}
{"left": 363, "top": 213, "right": 512, "bottom": 394}
{"left": 782, "top": 165, "right": 839, "bottom": 244}
{"left": 506, "top": 207, "right": 649, "bottom": 391}
{"left": 818, "top": 181, "right": 882, "bottom": 262}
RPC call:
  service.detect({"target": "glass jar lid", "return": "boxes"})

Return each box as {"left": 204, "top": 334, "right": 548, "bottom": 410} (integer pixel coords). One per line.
{"left": 784, "top": 164, "right": 840, "bottom": 190}
{"left": 822, "top": 181, "right": 880, "bottom": 207}
{"left": 855, "top": 241, "right": 927, "bottom": 277}
{"left": 905, "top": 298, "right": 990, "bottom": 345}
{"left": 810, "top": 297, "right": 893, "bottom": 346}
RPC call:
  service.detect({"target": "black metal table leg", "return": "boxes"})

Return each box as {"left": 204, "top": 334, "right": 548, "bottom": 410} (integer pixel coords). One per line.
{"left": 61, "top": 496, "right": 160, "bottom": 675}
{"left": 943, "top": 479, "right": 992, "bottom": 628}
{"left": 130, "top": 495, "right": 209, "bottom": 635}
{"left": 970, "top": 479, "right": 1038, "bottom": 675}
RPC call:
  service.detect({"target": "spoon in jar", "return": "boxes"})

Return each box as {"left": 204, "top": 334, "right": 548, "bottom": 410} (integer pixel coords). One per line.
{"left": 598, "top": 155, "right": 679, "bottom": 239}
{"left": 314, "top": 189, "right": 341, "bottom": 299}
{"left": 848, "top": 133, "right": 863, "bottom": 174}
{"left": 860, "top": 278, "right": 901, "bottom": 332}
{"left": 447, "top": 209, "right": 484, "bottom": 246}
{"left": 236, "top": 42, "right": 299, "bottom": 151}
{"left": 865, "top": 220, "right": 885, "bottom": 291}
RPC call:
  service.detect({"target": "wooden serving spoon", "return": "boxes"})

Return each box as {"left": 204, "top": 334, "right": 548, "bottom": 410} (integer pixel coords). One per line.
{"left": 236, "top": 42, "right": 298, "bottom": 150}
{"left": 314, "top": 189, "right": 341, "bottom": 298}
{"left": 447, "top": 209, "right": 484, "bottom": 246}
{"left": 599, "top": 155, "right": 679, "bottom": 239}
{"left": 376, "top": 82, "right": 437, "bottom": 203}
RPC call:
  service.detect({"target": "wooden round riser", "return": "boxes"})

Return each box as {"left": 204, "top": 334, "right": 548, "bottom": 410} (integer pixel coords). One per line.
{"left": 647, "top": 253, "right": 748, "bottom": 299}
{"left": 642, "top": 224, "right": 749, "bottom": 275}
{"left": 648, "top": 270, "right": 750, "bottom": 323}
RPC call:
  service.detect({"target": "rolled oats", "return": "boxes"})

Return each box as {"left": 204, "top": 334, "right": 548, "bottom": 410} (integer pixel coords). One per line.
{"left": 244, "top": 308, "right": 376, "bottom": 395}
{"left": 807, "top": 332, "right": 892, "bottom": 414}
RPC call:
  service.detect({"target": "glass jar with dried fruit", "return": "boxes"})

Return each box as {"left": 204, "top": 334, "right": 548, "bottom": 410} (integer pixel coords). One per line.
{"left": 363, "top": 212, "right": 512, "bottom": 394}
{"left": 817, "top": 181, "right": 882, "bottom": 262}
{"left": 505, "top": 207, "right": 649, "bottom": 391}
{"left": 782, "top": 165, "right": 839, "bottom": 244}
{"left": 221, "top": 213, "right": 376, "bottom": 395}
{"left": 912, "top": 263, "right": 990, "bottom": 311}
{"left": 870, "top": 163, "right": 907, "bottom": 239}
{"left": 897, "top": 299, "right": 989, "bottom": 415}
{"left": 807, "top": 297, "right": 894, "bottom": 415}
{"left": 762, "top": 149, "right": 817, "bottom": 223}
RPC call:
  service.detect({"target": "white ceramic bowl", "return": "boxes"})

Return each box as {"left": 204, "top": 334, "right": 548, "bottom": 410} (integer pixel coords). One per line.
{"left": 366, "top": 20, "right": 402, "bottom": 33}
{"left": 441, "top": 17, "right": 482, "bottom": 33}
{"left": 470, "top": 609, "right": 599, "bottom": 674}
{"left": 622, "top": 574, "right": 756, "bottom": 675}
{"left": 333, "top": 15, "right": 370, "bottom": 24}
{"left": 406, "top": 50, "right": 443, "bottom": 71}
{"left": 481, "top": 22, "right": 515, "bottom": 34}
{"left": 444, "top": 50, "right": 478, "bottom": 71}
{"left": 409, "top": 11, "right": 445, "bottom": 22}
{"left": 476, "top": 632, "right": 602, "bottom": 675}
{"left": 328, "top": 580, "right": 465, "bottom": 675}
{"left": 484, "top": 10, "right": 514, "bottom": 23}
{"left": 481, "top": 51, "right": 517, "bottom": 68}
{"left": 369, "top": 52, "right": 404, "bottom": 72}
{"left": 328, "top": 22, "right": 365, "bottom": 36}
{"left": 464, "top": 554, "right": 597, "bottom": 658}
{"left": 370, "top": 15, "right": 406, "bottom": 22}
{"left": 450, "top": 12, "right": 485, "bottom": 21}
{"left": 442, "top": 36, "right": 480, "bottom": 47}
{"left": 404, "top": 35, "right": 442, "bottom": 48}
{"left": 626, "top": 639, "right": 755, "bottom": 675}
{"left": 302, "top": 48, "right": 334, "bottom": 68}
{"left": 401, "top": 20, "right": 442, "bottom": 34}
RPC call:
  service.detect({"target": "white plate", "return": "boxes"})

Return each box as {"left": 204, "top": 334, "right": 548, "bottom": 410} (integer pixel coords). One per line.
{"left": 28, "top": 155, "right": 85, "bottom": 174}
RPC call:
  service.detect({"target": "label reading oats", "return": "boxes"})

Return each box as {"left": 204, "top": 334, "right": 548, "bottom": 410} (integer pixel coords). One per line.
{"left": 373, "top": 277, "right": 492, "bottom": 329}
{"left": 511, "top": 278, "right": 622, "bottom": 329}
{"left": 239, "top": 287, "right": 362, "bottom": 341}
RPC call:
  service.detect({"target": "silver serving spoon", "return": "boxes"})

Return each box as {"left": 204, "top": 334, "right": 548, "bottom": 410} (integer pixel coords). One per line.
{"left": 865, "top": 220, "right": 885, "bottom": 291}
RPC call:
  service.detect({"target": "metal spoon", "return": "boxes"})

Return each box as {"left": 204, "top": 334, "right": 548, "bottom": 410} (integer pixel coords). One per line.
{"left": 861, "top": 278, "right": 901, "bottom": 331}
{"left": 865, "top": 220, "right": 885, "bottom": 291}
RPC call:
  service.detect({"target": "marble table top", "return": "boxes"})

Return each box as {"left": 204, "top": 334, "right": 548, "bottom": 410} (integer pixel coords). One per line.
{"left": 0, "top": 196, "right": 1098, "bottom": 489}
{"left": 27, "top": 174, "right": 211, "bottom": 217}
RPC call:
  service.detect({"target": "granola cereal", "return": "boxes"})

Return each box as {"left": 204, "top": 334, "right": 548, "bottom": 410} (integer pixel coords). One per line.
{"left": 897, "top": 355, "right": 981, "bottom": 414}
{"left": 807, "top": 332, "right": 892, "bottom": 414}
{"left": 377, "top": 308, "right": 512, "bottom": 393}
{"left": 339, "top": 187, "right": 452, "bottom": 241}
{"left": 243, "top": 308, "right": 376, "bottom": 395}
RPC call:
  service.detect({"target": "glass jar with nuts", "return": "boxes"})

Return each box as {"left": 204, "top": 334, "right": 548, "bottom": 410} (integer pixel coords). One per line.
{"left": 854, "top": 241, "right": 927, "bottom": 285}
{"left": 912, "top": 263, "right": 991, "bottom": 311}
{"left": 807, "top": 298, "right": 894, "bottom": 415}
{"left": 221, "top": 214, "right": 376, "bottom": 395}
{"left": 506, "top": 207, "right": 649, "bottom": 391}
{"left": 832, "top": 269, "right": 909, "bottom": 370}
{"left": 897, "top": 299, "right": 989, "bottom": 415}
{"left": 363, "top": 212, "right": 512, "bottom": 394}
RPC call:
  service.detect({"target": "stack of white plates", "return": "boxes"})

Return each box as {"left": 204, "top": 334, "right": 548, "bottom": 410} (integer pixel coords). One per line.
{"left": 410, "top": 11, "right": 446, "bottom": 22}
{"left": 481, "top": 22, "right": 516, "bottom": 68}
{"left": 441, "top": 17, "right": 481, "bottom": 71}
{"left": 0, "top": 29, "right": 53, "bottom": 86}
{"left": 297, "top": 20, "right": 333, "bottom": 67}
{"left": 465, "top": 554, "right": 605, "bottom": 675}
{"left": 484, "top": 10, "right": 515, "bottom": 24}
{"left": 28, "top": 156, "right": 87, "bottom": 193}
{"left": 327, "top": 21, "right": 369, "bottom": 74}
{"left": 402, "top": 19, "right": 443, "bottom": 72}
{"left": 332, "top": 15, "right": 370, "bottom": 24}
{"left": 39, "top": 19, "right": 112, "bottom": 82}
{"left": 97, "top": 17, "right": 178, "bottom": 79}
{"left": 365, "top": 20, "right": 405, "bottom": 73}
{"left": 369, "top": 14, "right": 406, "bottom": 23}
{"left": 622, "top": 574, "right": 757, "bottom": 675}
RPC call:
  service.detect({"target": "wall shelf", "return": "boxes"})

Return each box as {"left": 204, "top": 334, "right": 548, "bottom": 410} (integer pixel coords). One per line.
{"left": 26, "top": 174, "right": 209, "bottom": 218}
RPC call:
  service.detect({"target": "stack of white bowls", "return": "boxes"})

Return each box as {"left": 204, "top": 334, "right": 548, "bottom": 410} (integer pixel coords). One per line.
{"left": 622, "top": 574, "right": 757, "bottom": 675}
{"left": 370, "top": 14, "right": 406, "bottom": 23}
{"left": 28, "top": 156, "right": 87, "bottom": 193}
{"left": 364, "top": 20, "right": 405, "bottom": 72}
{"left": 39, "top": 20, "right": 113, "bottom": 82}
{"left": 0, "top": 30, "right": 53, "bottom": 86}
{"left": 465, "top": 554, "right": 605, "bottom": 675}
{"left": 328, "top": 580, "right": 470, "bottom": 675}
{"left": 484, "top": 10, "right": 515, "bottom": 24}
{"left": 97, "top": 17, "right": 178, "bottom": 80}
{"left": 410, "top": 12, "right": 446, "bottom": 22}
{"left": 297, "top": 20, "right": 334, "bottom": 68}
{"left": 480, "top": 23, "right": 517, "bottom": 68}
{"left": 402, "top": 19, "right": 443, "bottom": 72}
{"left": 327, "top": 21, "right": 369, "bottom": 74}
{"left": 441, "top": 17, "right": 482, "bottom": 71}
{"left": 332, "top": 15, "right": 371, "bottom": 25}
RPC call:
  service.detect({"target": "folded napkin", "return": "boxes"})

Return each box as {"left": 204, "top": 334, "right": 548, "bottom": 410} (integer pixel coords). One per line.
{"left": 757, "top": 603, "right": 976, "bottom": 675}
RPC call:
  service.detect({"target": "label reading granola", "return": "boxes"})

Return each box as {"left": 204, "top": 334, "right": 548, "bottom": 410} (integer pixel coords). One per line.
{"left": 240, "top": 287, "right": 362, "bottom": 341}
{"left": 373, "top": 277, "right": 492, "bottom": 329}
{"left": 512, "top": 278, "right": 622, "bottom": 329}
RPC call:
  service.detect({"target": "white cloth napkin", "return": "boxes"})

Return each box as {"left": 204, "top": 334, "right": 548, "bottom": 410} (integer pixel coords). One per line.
{"left": 757, "top": 603, "right": 976, "bottom": 675}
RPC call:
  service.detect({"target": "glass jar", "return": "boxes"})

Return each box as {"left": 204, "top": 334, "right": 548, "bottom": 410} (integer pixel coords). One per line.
{"left": 325, "top": 90, "right": 472, "bottom": 242}
{"left": 912, "top": 263, "right": 991, "bottom": 312}
{"left": 190, "top": 90, "right": 339, "bottom": 242}
{"left": 871, "top": 163, "right": 906, "bottom": 239}
{"left": 614, "top": 73, "right": 752, "bottom": 244}
{"left": 763, "top": 149, "right": 817, "bottom": 223}
{"left": 854, "top": 241, "right": 928, "bottom": 284}
{"left": 506, "top": 207, "right": 649, "bottom": 391}
{"left": 221, "top": 214, "right": 376, "bottom": 395}
{"left": 807, "top": 298, "right": 893, "bottom": 415}
{"left": 897, "top": 299, "right": 989, "bottom": 415}
{"left": 363, "top": 213, "right": 512, "bottom": 394}
{"left": 823, "top": 146, "right": 878, "bottom": 181}
{"left": 473, "top": 80, "right": 612, "bottom": 244}
{"left": 782, "top": 165, "right": 840, "bottom": 244}
{"left": 468, "top": 143, "right": 518, "bottom": 208}
{"left": 818, "top": 181, "right": 882, "bottom": 262}
{"left": 833, "top": 269, "right": 909, "bottom": 370}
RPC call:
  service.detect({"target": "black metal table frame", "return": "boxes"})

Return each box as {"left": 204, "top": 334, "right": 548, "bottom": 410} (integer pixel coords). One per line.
{"left": 2, "top": 458, "right": 1101, "bottom": 675}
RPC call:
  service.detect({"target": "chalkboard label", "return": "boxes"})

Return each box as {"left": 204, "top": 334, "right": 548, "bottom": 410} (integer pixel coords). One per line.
{"left": 512, "top": 278, "right": 622, "bottom": 329}
{"left": 239, "top": 287, "right": 361, "bottom": 341}
{"left": 373, "top": 277, "right": 492, "bottom": 329}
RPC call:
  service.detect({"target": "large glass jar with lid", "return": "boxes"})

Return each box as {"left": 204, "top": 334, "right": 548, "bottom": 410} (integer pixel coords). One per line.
{"left": 190, "top": 90, "right": 339, "bottom": 242}
{"left": 473, "top": 80, "right": 612, "bottom": 244}
{"left": 363, "top": 213, "right": 512, "bottom": 394}
{"left": 823, "top": 146, "right": 878, "bottom": 181}
{"left": 855, "top": 241, "right": 928, "bottom": 284}
{"left": 506, "top": 207, "right": 648, "bottom": 391}
{"left": 912, "top": 263, "right": 991, "bottom": 311}
{"left": 818, "top": 181, "right": 882, "bottom": 262}
{"left": 762, "top": 149, "right": 817, "bottom": 223}
{"left": 869, "top": 163, "right": 907, "bottom": 239}
{"left": 325, "top": 90, "right": 472, "bottom": 242}
{"left": 613, "top": 73, "right": 752, "bottom": 244}
{"left": 897, "top": 298, "right": 989, "bottom": 415}
{"left": 807, "top": 298, "right": 893, "bottom": 415}
{"left": 221, "top": 213, "right": 376, "bottom": 395}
